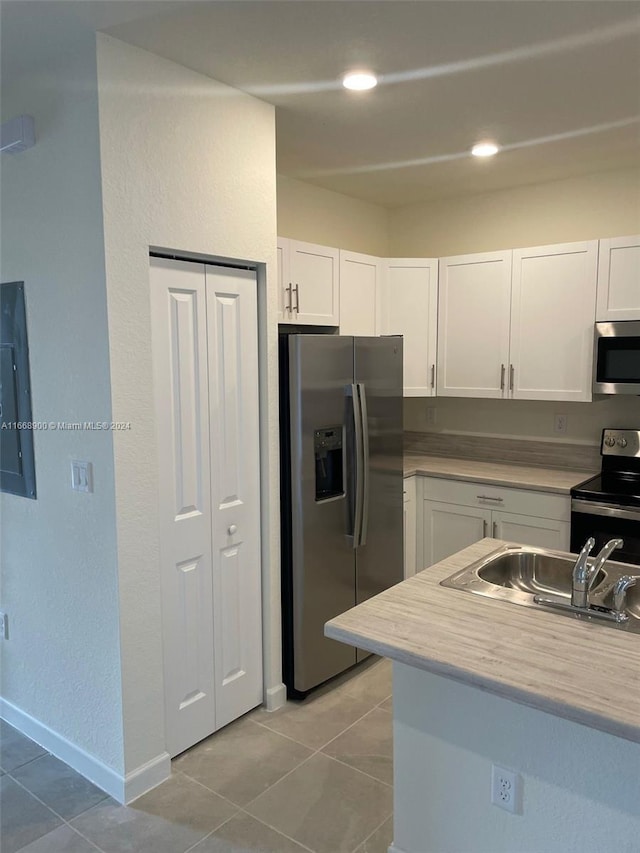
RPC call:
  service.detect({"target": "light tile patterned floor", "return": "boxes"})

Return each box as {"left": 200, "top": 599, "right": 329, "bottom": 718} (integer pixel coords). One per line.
{"left": 1, "top": 658, "right": 394, "bottom": 853}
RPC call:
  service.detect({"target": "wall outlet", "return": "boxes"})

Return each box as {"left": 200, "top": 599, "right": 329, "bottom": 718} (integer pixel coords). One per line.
{"left": 491, "top": 764, "right": 522, "bottom": 814}
{"left": 0, "top": 611, "right": 8, "bottom": 640}
{"left": 426, "top": 407, "right": 437, "bottom": 426}
{"left": 553, "top": 414, "right": 568, "bottom": 435}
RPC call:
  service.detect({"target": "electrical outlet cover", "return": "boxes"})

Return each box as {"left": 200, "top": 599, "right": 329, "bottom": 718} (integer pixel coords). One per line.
{"left": 491, "top": 764, "right": 521, "bottom": 814}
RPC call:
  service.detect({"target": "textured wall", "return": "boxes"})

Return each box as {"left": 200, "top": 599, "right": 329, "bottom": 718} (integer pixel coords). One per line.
{"left": 96, "top": 35, "right": 279, "bottom": 773}
{"left": 389, "top": 166, "right": 640, "bottom": 258}
{"left": 277, "top": 174, "right": 389, "bottom": 256}
{"left": 0, "top": 42, "right": 123, "bottom": 770}
{"left": 393, "top": 664, "right": 640, "bottom": 853}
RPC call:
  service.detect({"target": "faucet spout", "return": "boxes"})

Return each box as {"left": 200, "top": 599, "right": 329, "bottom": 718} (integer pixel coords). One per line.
{"left": 572, "top": 538, "right": 624, "bottom": 610}
{"left": 571, "top": 537, "right": 596, "bottom": 609}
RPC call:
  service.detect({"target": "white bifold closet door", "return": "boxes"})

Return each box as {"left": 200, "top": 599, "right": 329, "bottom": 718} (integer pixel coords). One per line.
{"left": 150, "top": 256, "right": 262, "bottom": 758}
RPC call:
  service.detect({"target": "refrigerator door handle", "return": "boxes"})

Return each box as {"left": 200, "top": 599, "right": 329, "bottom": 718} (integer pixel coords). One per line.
{"left": 346, "top": 384, "right": 364, "bottom": 548}
{"left": 357, "top": 382, "right": 370, "bottom": 547}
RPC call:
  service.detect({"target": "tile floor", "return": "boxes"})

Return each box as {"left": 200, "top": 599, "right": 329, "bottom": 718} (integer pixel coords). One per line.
{"left": 1, "top": 658, "right": 394, "bottom": 853}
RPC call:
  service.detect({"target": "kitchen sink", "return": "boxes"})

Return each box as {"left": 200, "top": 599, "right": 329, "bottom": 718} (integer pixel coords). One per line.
{"left": 441, "top": 545, "right": 640, "bottom": 633}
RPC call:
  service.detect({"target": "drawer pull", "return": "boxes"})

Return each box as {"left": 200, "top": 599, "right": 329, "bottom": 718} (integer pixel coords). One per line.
{"left": 477, "top": 494, "right": 504, "bottom": 503}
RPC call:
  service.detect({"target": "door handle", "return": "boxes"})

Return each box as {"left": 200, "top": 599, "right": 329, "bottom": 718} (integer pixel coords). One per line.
{"left": 228, "top": 524, "right": 237, "bottom": 535}
{"left": 294, "top": 283, "right": 300, "bottom": 313}
{"left": 493, "top": 521, "right": 498, "bottom": 537}
{"left": 357, "top": 383, "right": 370, "bottom": 547}
{"left": 509, "top": 364, "right": 515, "bottom": 392}
{"left": 500, "top": 364, "right": 505, "bottom": 392}
{"left": 285, "top": 284, "right": 292, "bottom": 314}
{"left": 483, "top": 519, "right": 488, "bottom": 537}
{"left": 346, "top": 384, "right": 364, "bottom": 549}
{"left": 430, "top": 364, "right": 435, "bottom": 389}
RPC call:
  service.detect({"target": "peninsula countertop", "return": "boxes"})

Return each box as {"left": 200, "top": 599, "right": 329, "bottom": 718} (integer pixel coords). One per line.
{"left": 403, "top": 453, "right": 594, "bottom": 494}
{"left": 325, "top": 537, "right": 640, "bottom": 743}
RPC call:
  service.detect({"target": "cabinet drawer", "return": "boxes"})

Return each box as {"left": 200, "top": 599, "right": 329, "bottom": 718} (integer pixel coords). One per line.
{"left": 420, "top": 476, "right": 570, "bottom": 521}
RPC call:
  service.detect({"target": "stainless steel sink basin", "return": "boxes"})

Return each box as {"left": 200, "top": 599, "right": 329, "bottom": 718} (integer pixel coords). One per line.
{"left": 441, "top": 545, "right": 640, "bottom": 633}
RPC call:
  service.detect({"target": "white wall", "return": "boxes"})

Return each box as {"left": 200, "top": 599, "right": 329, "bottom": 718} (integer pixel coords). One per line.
{"left": 277, "top": 174, "right": 389, "bottom": 256}
{"left": 393, "top": 664, "right": 640, "bottom": 853}
{"left": 96, "top": 35, "right": 280, "bottom": 777}
{"left": 389, "top": 166, "right": 640, "bottom": 258}
{"left": 0, "top": 42, "right": 123, "bottom": 771}
{"left": 405, "top": 396, "right": 640, "bottom": 446}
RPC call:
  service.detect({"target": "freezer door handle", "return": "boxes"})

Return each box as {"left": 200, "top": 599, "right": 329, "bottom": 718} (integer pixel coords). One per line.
{"left": 346, "top": 384, "right": 364, "bottom": 548}
{"left": 357, "top": 382, "right": 370, "bottom": 547}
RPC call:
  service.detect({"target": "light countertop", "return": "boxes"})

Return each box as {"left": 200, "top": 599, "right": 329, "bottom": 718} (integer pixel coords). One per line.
{"left": 325, "top": 538, "right": 640, "bottom": 743}
{"left": 404, "top": 453, "right": 593, "bottom": 494}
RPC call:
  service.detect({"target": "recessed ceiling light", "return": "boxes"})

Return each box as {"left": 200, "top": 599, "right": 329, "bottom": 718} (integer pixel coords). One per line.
{"left": 471, "top": 141, "right": 500, "bottom": 158}
{"left": 342, "top": 71, "right": 378, "bottom": 91}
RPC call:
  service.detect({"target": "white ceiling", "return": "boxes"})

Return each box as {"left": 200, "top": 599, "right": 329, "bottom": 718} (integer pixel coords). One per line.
{"left": 3, "top": 1, "right": 640, "bottom": 207}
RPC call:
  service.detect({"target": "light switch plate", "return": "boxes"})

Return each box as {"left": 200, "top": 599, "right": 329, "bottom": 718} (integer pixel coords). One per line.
{"left": 71, "top": 461, "right": 93, "bottom": 493}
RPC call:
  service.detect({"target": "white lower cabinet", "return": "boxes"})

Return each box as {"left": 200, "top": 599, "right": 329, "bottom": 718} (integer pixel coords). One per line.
{"left": 417, "top": 476, "right": 570, "bottom": 571}
{"left": 404, "top": 476, "right": 417, "bottom": 577}
{"left": 422, "top": 500, "right": 491, "bottom": 569}
{"left": 492, "top": 511, "right": 569, "bottom": 551}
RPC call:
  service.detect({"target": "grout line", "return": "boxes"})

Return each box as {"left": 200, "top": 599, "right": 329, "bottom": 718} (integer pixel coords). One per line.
{"left": 6, "top": 774, "right": 105, "bottom": 853}
{"left": 324, "top": 754, "right": 393, "bottom": 790}
{"left": 236, "top": 808, "right": 316, "bottom": 853}
{"left": 349, "top": 811, "right": 394, "bottom": 853}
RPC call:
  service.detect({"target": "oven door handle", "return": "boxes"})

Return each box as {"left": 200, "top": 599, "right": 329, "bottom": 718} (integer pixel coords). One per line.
{"left": 571, "top": 499, "right": 640, "bottom": 523}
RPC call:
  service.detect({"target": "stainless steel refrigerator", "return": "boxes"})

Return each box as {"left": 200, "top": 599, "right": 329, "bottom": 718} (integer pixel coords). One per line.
{"left": 279, "top": 334, "right": 404, "bottom": 698}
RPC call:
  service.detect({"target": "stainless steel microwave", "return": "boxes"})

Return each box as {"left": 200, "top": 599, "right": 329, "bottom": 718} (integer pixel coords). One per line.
{"left": 593, "top": 321, "right": 640, "bottom": 394}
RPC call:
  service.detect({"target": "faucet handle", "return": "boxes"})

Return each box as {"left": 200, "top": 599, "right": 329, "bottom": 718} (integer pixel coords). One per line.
{"left": 573, "top": 537, "right": 595, "bottom": 574}
{"left": 613, "top": 575, "right": 637, "bottom": 615}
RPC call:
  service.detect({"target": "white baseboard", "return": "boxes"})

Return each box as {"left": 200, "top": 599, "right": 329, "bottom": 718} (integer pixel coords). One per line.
{"left": 0, "top": 698, "right": 170, "bottom": 804}
{"left": 264, "top": 682, "right": 287, "bottom": 711}
{"left": 124, "top": 751, "right": 171, "bottom": 803}
{"left": 388, "top": 844, "right": 407, "bottom": 853}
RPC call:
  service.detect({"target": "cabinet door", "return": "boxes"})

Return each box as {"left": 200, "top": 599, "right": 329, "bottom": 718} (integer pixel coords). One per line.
{"left": 404, "top": 477, "right": 417, "bottom": 578}
{"left": 510, "top": 241, "right": 597, "bottom": 402}
{"left": 437, "top": 252, "right": 512, "bottom": 398}
{"left": 288, "top": 239, "right": 339, "bottom": 326}
{"left": 383, "top": 259, "right": 438, "bottom": 396}
{"left": 422, "top": 500, "right": 491, "bottom": 568}
{"left": 492, "top": 511, "right": 570, "bottom": 551}
{"left": 277, "top": 237, "right": 292, "bottom": 323}
{"left": 596, "top": 235, "right": 640, "bottom": 321}
{"left": 339, "top": 250, "right": 381, "bottom": 335}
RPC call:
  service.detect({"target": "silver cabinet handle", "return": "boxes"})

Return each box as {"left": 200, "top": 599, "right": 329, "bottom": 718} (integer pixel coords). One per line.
{"left": 483, "top": 520, "right": 488, "bottom": 536}
{"left": 500, "top": 363, "right": 505, "bottom": 391}
{"left": 509, "top": 364, "right": 515, "bottom": 392}
{"left": 285, "top": 284, "right": 292, "bottom": 314}
{"left": 294, "top": 283, "right": 300, "bottom": 313}
{"left": 493, "top": 521, "right": 498, "bottom": 537}
{"left": 228, "top": 524, "right": 237, "bottom": 535}
{"left": 430, "top": 364, "right": 435, "bottom": 389}
{"left": 477, "top": 495, "right": 504, "bottom": 503}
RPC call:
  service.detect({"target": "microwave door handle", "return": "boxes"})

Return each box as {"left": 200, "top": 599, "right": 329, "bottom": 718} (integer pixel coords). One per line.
{"left": 357, "top": 383, "right": 370, "bottom": 547}
{"left": 346, "top": 384, "right": 364, "bottom": 548}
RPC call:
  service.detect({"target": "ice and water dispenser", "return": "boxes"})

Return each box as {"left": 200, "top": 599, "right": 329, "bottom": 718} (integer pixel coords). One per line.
{"left": 313, "top": 427, "right": 344, "bottom": 501}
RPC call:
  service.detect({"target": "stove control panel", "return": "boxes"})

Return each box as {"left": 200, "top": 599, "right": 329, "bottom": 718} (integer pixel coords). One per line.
{"left": 601, "top": 429, "right": 640, "bottom": 457}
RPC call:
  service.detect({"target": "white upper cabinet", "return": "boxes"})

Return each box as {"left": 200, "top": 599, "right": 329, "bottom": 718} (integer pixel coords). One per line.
{"left": 596, "top": 235, "right": 640, "bottom": 321}
{"left": 278, "top": 237, "right": 339, "bottom": 326}
{"left": 382, "top": 258, "right": 438, "bottom": 396}
{"left": 339, "top": 250, "right": 381, "bottom": 336}
{"left": 437, "top": 251, "right": 512, "bottom": 398}
{"left": 510, "top": 241, "right": 598, "bottom": 402}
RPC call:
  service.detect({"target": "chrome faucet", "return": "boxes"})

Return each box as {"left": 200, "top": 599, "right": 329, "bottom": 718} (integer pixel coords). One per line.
{"left": 612, "top": 575, "right": 637, "bottom": 621}
{"left": 571, "top": 537, "right": 596, "bottom": 609}
{"left": 572, "top": 538, "right": 623, "bottom": 610}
